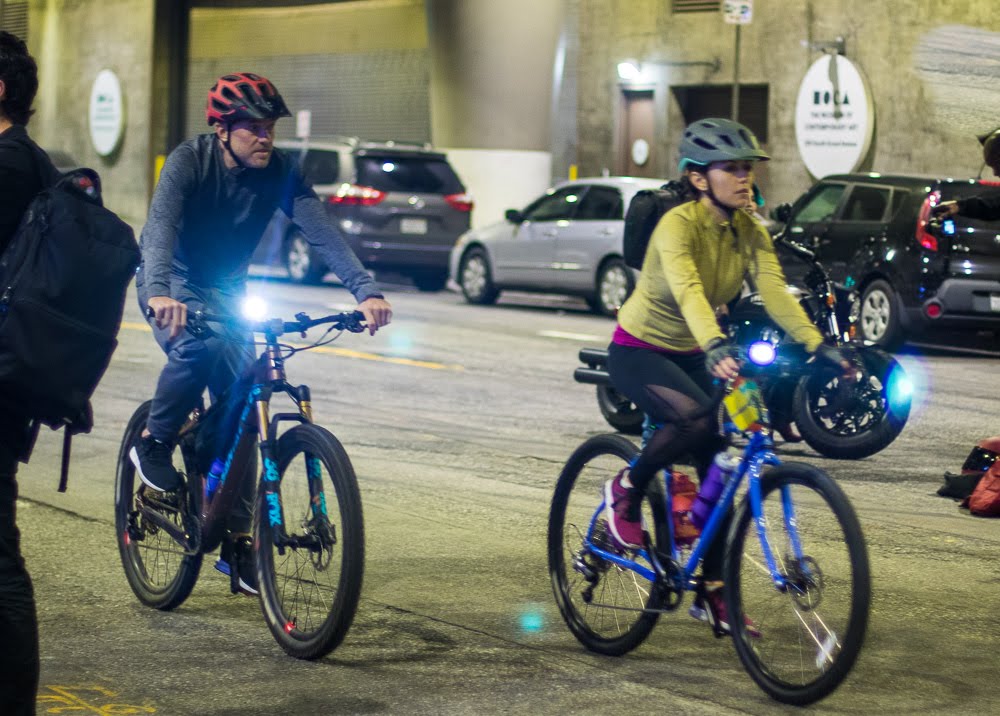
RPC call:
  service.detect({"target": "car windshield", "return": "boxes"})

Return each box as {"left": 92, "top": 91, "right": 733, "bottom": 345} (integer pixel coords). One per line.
{"left": 356, "top": 156, "right": 463, "bottom": 194}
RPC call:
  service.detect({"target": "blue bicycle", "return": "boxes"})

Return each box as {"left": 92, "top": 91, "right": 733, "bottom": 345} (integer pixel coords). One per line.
{"left": 548, "top": 344, "right": 871, "bottom": 705}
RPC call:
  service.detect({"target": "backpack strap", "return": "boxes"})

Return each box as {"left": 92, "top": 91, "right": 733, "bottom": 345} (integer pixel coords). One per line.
{"left": 58, "top": 428, "right": 71, "bottom": 493}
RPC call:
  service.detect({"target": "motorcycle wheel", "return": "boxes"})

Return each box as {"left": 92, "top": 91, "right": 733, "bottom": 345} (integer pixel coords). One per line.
{"left": 791, "top": 348, "right": 911, "bottom": 460}
{"left": 595, "top": 384, "right": 644, "bottom": 435}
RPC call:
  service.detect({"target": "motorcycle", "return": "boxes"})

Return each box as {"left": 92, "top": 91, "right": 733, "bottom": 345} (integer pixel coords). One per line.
{"left": 574, "top": 214, "right": 913, "bottom": 460}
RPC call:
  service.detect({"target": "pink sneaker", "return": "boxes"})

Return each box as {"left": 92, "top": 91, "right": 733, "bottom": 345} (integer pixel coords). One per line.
{"left": 603, "top": 470, "right": 645, "bottom": 549}
{"left": 689, "top": 589, "right": 761, "bottom": 638}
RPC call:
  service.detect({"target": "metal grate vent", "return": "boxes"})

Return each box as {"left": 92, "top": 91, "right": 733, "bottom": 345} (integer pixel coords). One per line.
{"left": 672, "top": 0, "right": 720, "bottom": 13}
{"left": 0, "top": 0, "right": 28, "bottom": 40}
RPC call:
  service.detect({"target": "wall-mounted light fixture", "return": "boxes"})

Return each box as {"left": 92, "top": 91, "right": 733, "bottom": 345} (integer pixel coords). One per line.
{"left": 617, "top": 57, "right": 721, "bottom": 82}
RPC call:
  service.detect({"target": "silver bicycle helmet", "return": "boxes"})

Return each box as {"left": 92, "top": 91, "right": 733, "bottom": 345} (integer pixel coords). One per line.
{"left": 678, "top": 118, "right": 770, "bottom": 173}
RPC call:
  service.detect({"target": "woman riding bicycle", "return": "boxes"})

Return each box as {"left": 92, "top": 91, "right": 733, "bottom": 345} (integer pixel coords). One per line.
{"left": 604, "top": 118, "right": 851, "bottom": 632}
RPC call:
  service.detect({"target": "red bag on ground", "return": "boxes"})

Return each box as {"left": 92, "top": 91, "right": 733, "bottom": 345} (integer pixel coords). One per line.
{"left": 964, "top": 460, "right": 1000, "bottom": 517}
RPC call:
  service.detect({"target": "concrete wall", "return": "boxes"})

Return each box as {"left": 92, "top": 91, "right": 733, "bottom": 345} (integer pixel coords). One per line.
{"left": 29, "top": 0, "right": 156, "bottom": 225}
{"left": 573, "top": 0, "right": 1000, "bottom": 207}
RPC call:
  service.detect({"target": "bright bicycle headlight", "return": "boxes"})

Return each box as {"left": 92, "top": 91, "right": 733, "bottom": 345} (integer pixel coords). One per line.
{"left": 747, "top": 340, "right": 777, "bottom": 366}
{"left": 241, "top": 295, "right": 269, "bottom": 321}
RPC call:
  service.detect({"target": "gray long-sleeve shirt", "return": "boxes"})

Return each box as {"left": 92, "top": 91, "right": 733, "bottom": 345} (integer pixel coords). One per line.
{"left": 139, "top": 134, "right": 382, "bottom": 302}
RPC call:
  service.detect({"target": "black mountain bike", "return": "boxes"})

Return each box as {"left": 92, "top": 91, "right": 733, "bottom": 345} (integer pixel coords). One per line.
{"left": 115, "top": 308, "right": 366, "bottom": 659}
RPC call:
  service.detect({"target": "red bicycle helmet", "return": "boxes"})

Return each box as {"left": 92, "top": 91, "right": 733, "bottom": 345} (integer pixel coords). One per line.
{"left": 205, "top": 72, "right": 291, "bottom": 126}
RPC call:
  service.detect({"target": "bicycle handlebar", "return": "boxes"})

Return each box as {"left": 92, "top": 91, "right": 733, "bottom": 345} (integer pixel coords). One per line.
{"left": 145, "top": 306, "right": 368, "bottom": 338}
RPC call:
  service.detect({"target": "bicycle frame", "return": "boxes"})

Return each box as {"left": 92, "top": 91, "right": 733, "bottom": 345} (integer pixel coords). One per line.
{"left": 169, "top": 329, "right": 321, "bottom": 554}
{"left": 579, "top": 418, "right": 804, "bottom": 599}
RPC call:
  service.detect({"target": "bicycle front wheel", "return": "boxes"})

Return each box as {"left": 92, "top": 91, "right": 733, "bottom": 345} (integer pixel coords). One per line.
{"left": 114, "top": 401, "right": 203, "bottom": 610}
{"left": 254, "top": 423, "right": 364, "bottom": 659}
{"left": 725, "top": 462, "right": 871, "bottom": 705}
{"left": 548, "top": 433, "right": 668, "bottom": 656}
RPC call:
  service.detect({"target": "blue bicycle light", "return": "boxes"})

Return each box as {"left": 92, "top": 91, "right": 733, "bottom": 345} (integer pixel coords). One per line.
{"left": 241, "top": 295, "right": 269, "bottom": 321}
{"left": 942, "top": 218, "right": 955, "bottom": 236}
{"left": 747, "top": 340, "right": 777, "bottom": 366}
{"left": 886, "top": 364, "right": 914, "bottom": 414}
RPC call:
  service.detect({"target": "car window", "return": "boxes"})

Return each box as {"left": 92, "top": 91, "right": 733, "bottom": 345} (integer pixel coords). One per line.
{"left": 841, "top": 185, "right": 890, "bottom": 222}
{"left": 301, "top": 150, "right": 340, "bottom": 184}
{"left": 889, "top": 188, "right": 909, "bottom": 219}
{"left": 522, "top": 187, "right": 583, "bottom": 222}
{"left": 574, "top": 186, "right": 624, "bottom": 220}
{"left": 356, "top": 155, "right": 464, "bottom": 194}
{"left": 794, "top": 184, "right": 846, "bottom": 223}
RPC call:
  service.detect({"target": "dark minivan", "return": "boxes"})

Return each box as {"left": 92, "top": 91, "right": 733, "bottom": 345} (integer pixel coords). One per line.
{"left": 775, "top": 173, "right": 1000, "bottom": 349}
{"left": 255, "top": 137, "right": 472, "bottom": 291}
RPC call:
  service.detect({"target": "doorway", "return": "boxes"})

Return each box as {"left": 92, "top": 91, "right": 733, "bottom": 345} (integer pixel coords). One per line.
{"left": 619, "top": 89, "right": 655, "bottom": 177}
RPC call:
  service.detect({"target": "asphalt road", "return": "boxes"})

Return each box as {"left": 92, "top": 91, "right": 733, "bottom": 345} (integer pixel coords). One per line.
{"left": 14, "top": 278, "right": 1000, "bottom": 715}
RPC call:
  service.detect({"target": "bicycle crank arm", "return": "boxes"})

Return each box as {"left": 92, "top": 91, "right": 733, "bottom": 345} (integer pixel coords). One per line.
{"left": 140, "top": 504, "right": 197, "bottom": 553}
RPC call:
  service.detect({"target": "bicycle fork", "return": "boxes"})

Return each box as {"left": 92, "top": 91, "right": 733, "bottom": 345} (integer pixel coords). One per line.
{"left": 257, "top": 382, "right": 336, "bottom": 558}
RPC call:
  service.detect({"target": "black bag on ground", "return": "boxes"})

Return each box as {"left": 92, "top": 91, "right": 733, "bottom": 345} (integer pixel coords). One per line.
{"left": 0, "top": 159, "right": 139, "bottom": 487}
{"left": 936, "top": 437, "right": 1000, "bottom": 500}
{"left": 622, "top": 179, "right": 690, "bottom": 270}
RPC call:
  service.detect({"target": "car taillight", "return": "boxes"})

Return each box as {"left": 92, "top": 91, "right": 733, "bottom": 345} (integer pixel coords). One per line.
{"left": 328, "top": 184, "right": 386, "bottom": 207}
{"left": 915, "top": 191, "right": 939, "bottom": 252}
{"left": 444, "top": 192, "right": 474, "bottom": 212}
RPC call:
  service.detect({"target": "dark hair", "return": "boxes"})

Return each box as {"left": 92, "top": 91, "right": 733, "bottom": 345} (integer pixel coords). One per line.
{"left": 0, "top": 31, "right": 37, "bottom": 125}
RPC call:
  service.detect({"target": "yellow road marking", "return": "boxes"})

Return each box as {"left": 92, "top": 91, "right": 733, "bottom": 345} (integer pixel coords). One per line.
{"left": 38, "top": 684, "right": 156, "bottom": 713}
{"left": 118, "top": 321, "right": 462, "bottom": 371}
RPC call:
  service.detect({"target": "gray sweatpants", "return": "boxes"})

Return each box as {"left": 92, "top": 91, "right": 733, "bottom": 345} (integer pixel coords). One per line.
{"left": 136, "top": 269, "right": 257, "bottom": 532}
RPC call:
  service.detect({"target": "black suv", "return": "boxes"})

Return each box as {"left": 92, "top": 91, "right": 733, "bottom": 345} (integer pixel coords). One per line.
{"left": 774, "top": 173, "right": 1000, "bottom": 349}
{"left": 254, "top": 137, "right": 472, "bottom": 291}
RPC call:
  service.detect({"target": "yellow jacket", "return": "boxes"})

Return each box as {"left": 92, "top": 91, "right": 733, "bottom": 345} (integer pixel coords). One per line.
{"left": 617, "top": 200, "right": 824, "bottom": 353}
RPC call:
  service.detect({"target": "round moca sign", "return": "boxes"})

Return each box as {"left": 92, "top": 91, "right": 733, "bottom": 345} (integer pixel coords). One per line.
{"left": 794, "top": 55, "right": 874, "bottom": 178}
{"left": 89, "top": 70, "right": 125, "bottom": 157}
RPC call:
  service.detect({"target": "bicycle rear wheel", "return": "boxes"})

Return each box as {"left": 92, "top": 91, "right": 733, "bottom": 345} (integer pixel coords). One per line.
{"left": 254, "top": 423, "right": 364, "bottom": 659}
{"left": 548, "top": 433, "right": 668, "bottom": 656}
{"left": 725, "top": 462, "right": 870, "bottom": 705}
{"left": 114, "top": 401, "right": 203, "bottom": 610}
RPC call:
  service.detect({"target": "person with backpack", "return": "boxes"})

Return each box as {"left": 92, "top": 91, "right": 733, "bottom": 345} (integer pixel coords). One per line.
{"left": 132, "top": 72, "right": 392, "bottom": 595}
{"left": 0, "top": 30, "right": 58, "bottom": 715}
{"left": 602, "top": 118, "right": 853, "bottom": 634}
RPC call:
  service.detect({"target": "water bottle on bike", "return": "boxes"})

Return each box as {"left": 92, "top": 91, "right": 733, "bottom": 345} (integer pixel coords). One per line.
{"left": 204, "top": 458, "right": 224, "bottom": 505}
{"left": 690, "top": 450, "right": 740, "bottom": 529}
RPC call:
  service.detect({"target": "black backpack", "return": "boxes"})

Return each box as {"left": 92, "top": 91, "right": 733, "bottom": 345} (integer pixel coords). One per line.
{"left": 0, "top": 157, "right": 139, "bottom": 489}
{"left": 622, "top": 179, "right": 690, "bottom": 270}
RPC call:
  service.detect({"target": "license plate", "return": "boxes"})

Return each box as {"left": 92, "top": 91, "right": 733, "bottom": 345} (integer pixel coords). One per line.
{"left": 400, "top": 218, "right": 427, "bottom": 235}
{"left": 991, "top": 295, "right": 1000, "bottom": 312}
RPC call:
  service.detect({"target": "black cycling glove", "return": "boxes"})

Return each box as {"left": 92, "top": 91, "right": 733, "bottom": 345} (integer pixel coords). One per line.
{"left": 812, "top": 344, "right": 859, "bottom": 379}
{"left": 704, "top": 338, "right": 739, "bottom": 373}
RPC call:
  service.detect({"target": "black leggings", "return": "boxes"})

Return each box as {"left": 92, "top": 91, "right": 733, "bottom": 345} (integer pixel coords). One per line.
{"left": 607, "top": 342, "right": 730, "bottom": 580}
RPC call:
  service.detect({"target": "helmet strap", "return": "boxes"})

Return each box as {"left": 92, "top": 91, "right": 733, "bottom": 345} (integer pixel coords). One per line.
{"left": 217, "top": 124, "right": 247, "bottom": 170}
{"left": 700, "top": 171, "right": 736, "bottom": 220}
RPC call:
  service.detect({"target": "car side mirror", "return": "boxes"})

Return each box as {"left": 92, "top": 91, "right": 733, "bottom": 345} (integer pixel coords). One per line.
{"left": 770, "top": 203, "right": 792, "bottom": 224}
{"left": 505, "top": 209, "right": 524, "bottom": 224}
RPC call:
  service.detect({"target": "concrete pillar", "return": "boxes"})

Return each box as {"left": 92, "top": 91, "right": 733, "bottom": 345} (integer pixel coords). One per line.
{"left": 426, "top": 0, "right": 566, "bottom": 227}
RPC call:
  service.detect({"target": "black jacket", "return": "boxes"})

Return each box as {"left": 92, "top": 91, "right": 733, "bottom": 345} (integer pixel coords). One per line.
{"left": 957, "top": 192, "right": 1000, "bottom": 221}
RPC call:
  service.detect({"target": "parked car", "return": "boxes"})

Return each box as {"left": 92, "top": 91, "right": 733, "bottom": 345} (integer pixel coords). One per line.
{"left": 253, "top": 136, "right": 472, "bottom": 291}
{"left": 772, "top": 172, "right": 1000, "bottom": 350}
{"left": 449, "top": 177, "right": 667, "bottom": 316}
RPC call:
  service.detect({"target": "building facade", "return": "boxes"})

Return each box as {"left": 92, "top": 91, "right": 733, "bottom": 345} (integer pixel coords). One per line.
{"left": 7, "top": 0, "right": 1000, "bottom": 225}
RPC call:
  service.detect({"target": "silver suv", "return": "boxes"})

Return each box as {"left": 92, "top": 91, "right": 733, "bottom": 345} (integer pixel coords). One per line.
{"left": 255, "top": 136, "right": 472, "bottom": 291}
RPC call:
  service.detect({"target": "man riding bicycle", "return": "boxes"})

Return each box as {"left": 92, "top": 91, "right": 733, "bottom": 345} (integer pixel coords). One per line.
{"left": 131, "top": 72, "right": 392, "bottom": 594}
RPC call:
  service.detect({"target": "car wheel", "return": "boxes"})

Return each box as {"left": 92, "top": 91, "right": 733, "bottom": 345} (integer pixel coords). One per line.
{"left": 459, "top": 248, "right": 499, "bottom": 305}
{"left": 590, "top": 258, "right": 634, "bottom": 317}
{"left": 859, "top": 279, "right": 903, "bottom": 350}
{"left": 284, "top": 232, "right": 327, "bottom": 285}
{"left": 411, "top": 270, "right": 448, "bottom": 292}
